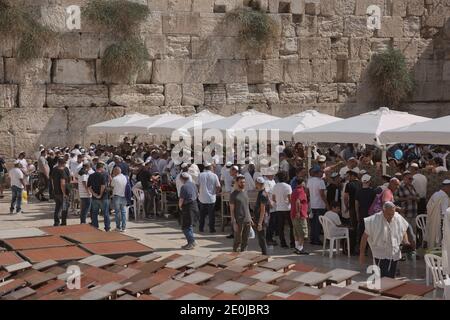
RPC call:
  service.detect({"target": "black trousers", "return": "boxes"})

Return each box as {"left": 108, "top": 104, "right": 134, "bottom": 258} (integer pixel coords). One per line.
{"left": 266, "top": 212, "right": 278, "bottom": 242}
{"left": 349, "top": 207, "right": 358, "bottom": 253}
{"left": 277, "top": 211, "right": 294, "bottom": 247}
{"left": 199, "top": 202, "right": 216, "bottom": 232}
{"left": 375, "top": 258, "right": 398, "bottom": 278}
{"left": 53, "top": 194, "right": 67, "bottom": 226}
{"left": 253, "top": 225, "right": 268, "bottom": 255}
{"left": 36, "top": 173, "right": 48, "bottom": 199}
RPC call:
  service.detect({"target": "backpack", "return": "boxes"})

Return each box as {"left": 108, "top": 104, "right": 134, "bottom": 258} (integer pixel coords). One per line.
{"left": 368, "top": 189, "right": 385, "bottom": 216}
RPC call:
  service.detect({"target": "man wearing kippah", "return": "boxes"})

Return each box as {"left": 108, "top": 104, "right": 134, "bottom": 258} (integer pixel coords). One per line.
{"left": 359, "top": 202, "right": 410, "bottom": 278}
{"left": 426, "top": 180, "right": 450, "bottom": 248}
{"left": 179, "top": 172, "right": 199, "bottom": 250}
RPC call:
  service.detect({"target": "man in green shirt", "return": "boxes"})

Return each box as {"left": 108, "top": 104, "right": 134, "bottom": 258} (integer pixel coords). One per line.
{"left": 230, "top": 175, "right": 252, "bottom": 252}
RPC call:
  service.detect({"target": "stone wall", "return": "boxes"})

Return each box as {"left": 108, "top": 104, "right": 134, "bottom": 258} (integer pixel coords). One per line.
{"left": 1, "top": 0, "right": 450, "bottom": 156}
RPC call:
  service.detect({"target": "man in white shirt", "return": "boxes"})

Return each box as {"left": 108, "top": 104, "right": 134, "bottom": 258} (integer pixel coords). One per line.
{"left": 426, "top": 180, "right": 450, "bottom": 248}
{"left": 197, "top": 162, "right": 221, "bottom": 233}
{"left": 262, "top": 169, "right": 277, "bottom": 246}
{"left": 359, "top": 202, "right": 410, "bottom": 278}
{"left": 279, "top": 152, "right": 290, "bottom": 174}
{"left": 306, "top": 166, "right": 328, "bottom": 245}
{"left": 272, "top": 171, "right": 294, "bottom": 248}
{"left": 339, "top": 157, "right": 360, "bottom": 179}
{"left": 9, "top": 160, "right": 26, "bottom": 215}
{"left": 111, "top": 166, "right": 128, "bottom": 232}
{"left": 78, "top": 161, "right": 93, "bottom": 224}
{"left": 410, "top": 163, "right": 427, "bottom": 215}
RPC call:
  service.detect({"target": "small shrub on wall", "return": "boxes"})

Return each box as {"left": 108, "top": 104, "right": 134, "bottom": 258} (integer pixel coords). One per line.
{"left": 368, "top": 47, "right": 414, "bottom": 107}
{"left": 226, "top": 2, "right": 279, "bottom": 50}
{"left": 0, "top": 0, "right": 56, "bottom": 62}
{"left": 84, "top": 0, "right": 150, "bottom": 84}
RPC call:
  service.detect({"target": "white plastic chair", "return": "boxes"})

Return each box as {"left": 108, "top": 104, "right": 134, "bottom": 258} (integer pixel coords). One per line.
{"left": 132, "top": 188, "right": 145, "bottom": 221}
{"left": 319, "top": 215, "right": 350, "bottom": 258}
{"left": 424, "top": 254, "right": 446, "bottom": 298}
{"left": 416, "top": 214, "right": 427, "bottom": 248}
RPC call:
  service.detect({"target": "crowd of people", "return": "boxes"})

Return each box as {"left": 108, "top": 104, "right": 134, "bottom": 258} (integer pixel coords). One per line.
{"left": 1, "top": 138, "right": 449, "bottom": 278}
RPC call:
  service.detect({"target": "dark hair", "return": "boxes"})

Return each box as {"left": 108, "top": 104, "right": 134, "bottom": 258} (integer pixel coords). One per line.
{"left": 276, "top": 171, "right": 288, "bottom": 183}
{"left": 347, "top": 170, "right": 358, "bottom": 177}
{"left": 296, "top": 177, "right": 304, "bottom": 186}
{"left": 57, "top": 157, "right": 66, "bottom": 165}
{"left": 296, "top": 167, "right": 305, "bottom": 174}
{"left": 236, "top": 175, "right": 245, "bottom": 182}
{"left": 96, "top": 162, "right": 105, "bottom": 169}
{"left": 330, "top": 201, "right": 341, "bottom": 209}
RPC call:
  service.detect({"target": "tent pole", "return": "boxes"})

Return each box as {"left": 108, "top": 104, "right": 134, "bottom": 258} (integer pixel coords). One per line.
{"left": 381, "top": 145, "right": 387, "bottom": 176}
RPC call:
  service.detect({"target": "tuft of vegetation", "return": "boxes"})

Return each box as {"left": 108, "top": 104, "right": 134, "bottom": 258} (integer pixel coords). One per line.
{"left": 368, "top": 47, "right": 415, "bottom": 107}
{"left": 101, "top": 38, "right": 149, "bottom": 83}
{"left": 83, "top": 0, "right": 150, "bottom": 37}
{"left": 226, "top": 4, "right": 279, "bottom": 49}
{"left": 0, "top": 0, "right": 56, "bottom": 62}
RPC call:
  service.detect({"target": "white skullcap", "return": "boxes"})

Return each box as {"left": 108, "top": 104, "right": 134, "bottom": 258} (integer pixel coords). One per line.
{"left": 256, "top": 177, "right": 265, "bottom": 184}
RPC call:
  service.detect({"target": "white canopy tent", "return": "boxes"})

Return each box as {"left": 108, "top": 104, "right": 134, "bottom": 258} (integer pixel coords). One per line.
{"left": 86, "top": 113, "right": 151, "bottom": 134}
{"left": 203, "top": 109, "right": 280, "bottom": 137}
{"left": 295, "top": 107, "right": 430, "bottom": 174}
{"left": 119, "top": 112, "right": 185, "bottom": 134}
{"left": 379, "top": 115, "right": 450, "bottom": 145}
{"left": 146, "top": 110, "right": 224, "bottom": 137}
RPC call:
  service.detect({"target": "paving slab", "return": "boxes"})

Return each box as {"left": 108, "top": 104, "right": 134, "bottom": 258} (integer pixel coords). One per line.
{"left": 238, "top": 289, "right": 268, "bottom": 300}
{"left": 79, "top": 255, "right": 116, "bottom": 268}
{"left": 180, "top": 271, "right": 214, "bottom": 284}
{"left": 117, "top": 294, "right": 137, "bottom": 300}
{"left": 0, "top": 279, "right": 27, "bottom": 296}
{"left": 4, "top": 261, "right": 33, "bottom": 273}
{"left": 292, "top": 272, "right": 331, "bottom": 288}
{"left": 114, "top": 256, "right": 139, "bottom": 266}
{"left": 215, "top": 281, "right": 249, "bottom": 294}
{"left": 18, "top": 269, "right": 57, "bottom": 287}
{"left": 251, "top": 270, "right": 284, "bottom": 283}
{"left": 359, "top": 277, "right": 406, "bottom": 294}
{"left": 165, "top": 255, "right": 196, "bottom": 269}
{"left": 212, "top": 293, "right": 241, "bottom": 300}
{"left": 259, "top": 258, "right": 295, "bottom": 271}
{"left": 0, "top": 228, "right": 47, "bottom": 240}
{"left": 39, "top": 225, "right": 100, "bottom": 236}
{"left": 0, "top": 252, "right": 24, "bottom": 267}
{"left": 187, "top": 256, "right": 214, "bottom": 269}
{"left": 224, "top": 258, "right": 255, "bottom": 268}
{"left": 340, "top": 291, "right": 377, "bottom": 300}
{"left": 123, "top": 277, "right": 162, "bottom": 295}
{"left": 19, "top": 246, "right": 90, "bottom": 263}
{"left": 326, "top": 269, "right": 360, "bottom": 285}
{"left": 287, "top": 292, "right": 320, "bottom": 300}
{"left": 64, "top": 232, "right": 137, "bottom": 244}
{"left": 274, "top": 279, "right": 303, "bottom": 293}
{"left": 247, "top": 282, "right": 279, "bottom": 294}
{"left": 3, "top": 286, "right": 36, "bottom": 300}
{"left": 24, "top": 279, "right": 66, "bottom": 300}
{"left": 80, "top": 241, "right": 154, "bottom": 257}
{"left": 3, "top": 235, "right": 73, "bottom": 250}
{"left": 32, "top": 260, "right": 58, "bottom": 271}
{"left": 138, "top": 253, "right": 161, "bottom": 263}
{"left": 0, "top": 270, "right": 11, "bottom": 281}
{"left": 382, "top": 282, "right": 434, "bottom": 299}
{"left": 82, "top": 266, "right": 127, "bottom": 285}
{"left": 117, "top": 268, "right": 141, "bottom": 280}
{"left": 177, "top": 292, "right": 209, "bottom": 300}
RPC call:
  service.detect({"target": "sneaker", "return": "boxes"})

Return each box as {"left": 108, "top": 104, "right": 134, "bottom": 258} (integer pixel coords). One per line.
{"left": 120, "top": 228, "right": 126, "bottom": 233}
{"left": 226, "top": 234, "right": 234, "bottom": 239}
{"left": 294, "top": 249, "right": 310, "bottom": 255}
{"left": 16, "top": 210, "right": 23, "bottom": 214}
{"left": 9, "top": 208, "right": 14, "bottom": 214}
{"left": 184, "top": 243, "right": 196, "bottom": 250}
{"left": 114, "top": 228, "right": 121, "bottom": 232}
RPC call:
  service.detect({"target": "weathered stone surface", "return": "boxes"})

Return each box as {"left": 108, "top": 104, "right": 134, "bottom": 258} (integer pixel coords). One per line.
{"left": 319, "top": 16, "right": 344, "bottom": 38}
{"left": 305, "top": 0, "right": 321, "bottom": 15}
{"left": 58, "top": 33, "right": 82, "bottom": 59}
{"left": 393, "top": 39, "right": 418, "bottom": 60}
{"left": 152, "top": 59, "right": 186, "bottom": 84}
{"left": 377, "top": 16, "right": 404, "bottom": 38}
{"left": 0, "top": 58, "right": 4, "bottom": 83}
{"left": 226, "top": 83, "right": 249, "bottom": 105}
{"left": 47, "top": 84, "right": 109, "bottom": 108}
{"left": 298, "top": 37, "right": 331, "bottom": 58}
{"left": 392, "top": 0, "right": 407, "bottom": 17}
{"left": 165, "top": 105, "right": 196, "bottom": 116}
{"left": 0, "top": 85, "right": 18, "bottom": 109}
{"left": 19, "top": 85, "right": 46, "bottom": 108}
{"left": 53, "top": 59, "right": 96, "bottom": 85}
{"left": 283, "top": 59, "right": 311, "bottom": 83}
{"left": 334, "top": 0, "right": 356, "bottom": 16}
{"left": 355, "top": 0, "right": 384, "bottom": 15}
{"left": 136, "top": 61, "right": 154, "bottom": 84}
{"left": 182, "top": 83, "right": 205, "bottom": 105}
{"left": 167, "top": 36, "right": 191, "bottom": 58}
{"left": 337, "top": 83, "right": 357, "bottom": 103}
{"left": 144, "top": 35, "right": 167, "bottom": 60}
{"left": 165, "top": 84, "right": 183, "bottom": 106}
{"left": 291, "top": 0, "right": 305, "bottom": 14}
{"left": 148, "top": 0, "right": 169, "bottom": 11}
{"left": 320, "top": 0, "right": 335, "bottom": 16}
{"left": 110, "top": 84, "right": 165, "bottom": 107}
{"left": 80, "top": 33, "right": 101, "bottom": 59}
{"left": 349, "top": 38, "right": 371, "bottom": 59}
{"left": 407, "top": 0, "right": 425, "bottom": 16}
{"left": 296, "top": 15, "right": 318, "bottom": 37}
{"left": 140, "top": 12, "right": 163, "bottom": 34}
{"left": 248, "top": 84, "right": 279, "bottom": 105}
{"left": 404, "top": 16, "right": 421, "bottom": 38}
{"left": 316, "top": 83, "right": 338, "bottom": 103}
{"left": 219, "top": 60, "right": 248, "bottom": 83}
{"left": 279, "top": 83, "right": 318, "bottom": 104}
{"left": 344, "top": 16, "right": 373, "bottom": 37}
{"left": 168, "top": 0, "right": 193, "bottom": 11}
{"left": 162, "top": 13, "right": 201, "bottom": 35}
{"left": 311, "top": 59, "right": 333, "bottom": 82}
{"left": 5, "top": 58, "right": 51, "bottom": 85}
{"left": 192, "top": 0, "right": 214, "bottom": 12}
{"left": 204, "top": 84, "right": 227, "bottom": 106}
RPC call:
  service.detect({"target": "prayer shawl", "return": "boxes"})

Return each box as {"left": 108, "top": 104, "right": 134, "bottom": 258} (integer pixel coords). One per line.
{"left": 426, "top": 191, "right": 448, "bottom": 248}
{"left": 443, "top": 212, "right": 450, "bottom": 275}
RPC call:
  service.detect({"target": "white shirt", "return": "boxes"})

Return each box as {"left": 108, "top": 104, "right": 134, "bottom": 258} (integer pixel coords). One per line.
{"left": 435, "top": 166, "right": 448, "bottom": 173}
{"left": 364, "top": 212, "right": 409, "bottom": 261}
{"left": 9, "top": 168, "right": 24, "bottom": 189}
{"left": 325, "top": 210, "right": 347, "bottom": 237}
{"left": 69, "top": 159, "right": 82, "bottom": 177}
{"left": 111, "top": 173, "right": 128, "bottom": 197}
{"left": 198, "top": 170, "right": 220, "bottom": 204}
{"left": 273, "top": 182, "right": 292, "bottom": 211}
{"left": 306, "top": 177, "right": 327, "bottom": 209}
{"left": 428, "top": 190, "right": 449, "bottom": 216}
{"left": 78, "top": 169, "right": 94, "bottom": 198}
{"left": 244, "top": 171, "right": 256, "bottom": 192}
{"left": 280, "top": 159, "right": 289, "bottom": 173}
{"left": 339, "top": 166, "right": 360, "bottom": 179}
{"left": 222, "top": 170, "right": 234, "bottom": 193}
{"left": 412, "top": 173, "right": 428, "bottom": 198}
{"left": 188, "top": 164, "right": 200, "bottom": 184}
{"left": 18, "top": 159, "right": 28, "bottom": 171}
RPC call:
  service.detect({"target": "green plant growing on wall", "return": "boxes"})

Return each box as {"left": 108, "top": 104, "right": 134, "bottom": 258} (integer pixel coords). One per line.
{"left": 0, "top": 0, "right": 56, "bottom": 62}
{"left": 368, "top": 47, "right": 414, "bottom": 107}
{"left": 226, "top": 4, "right": 279, "bottom": 50}
{"left": 84, "top": 0, "right": 150, "bottom": 84}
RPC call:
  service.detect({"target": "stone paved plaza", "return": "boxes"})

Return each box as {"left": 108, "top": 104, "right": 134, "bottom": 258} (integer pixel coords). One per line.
{"left": 0, "top": 190, "right": 429, "bottom": 289}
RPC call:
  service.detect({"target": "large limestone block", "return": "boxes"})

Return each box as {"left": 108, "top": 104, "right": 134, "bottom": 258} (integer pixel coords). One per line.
{"left": 140, "top": 12, "right": 163, "bottom": 34}
{"left": 136, "top": 61, "right": 154, "bottom": 84}
{"left": 392, "top": 0, "right": 407, "bottom": 17}
{"left": 344, "top": 16, "right": 373, "bottom": 37}
{"left": 349, "top": 38, "right": 371, "bottom": 60}
{"left": 0, "top": 35, "right": 16, "bottom": 58}
{"left": 192, "top": 36, "right": 242, "bottom": 59}
{"left": 144, "top": 34, "right": 167, "bottom": 59}
{"left": 296, "top": 15, "right": 318, "bottom": 37}
{"left": 110, "top": 84, "right": 165, "bottom": 107}
{"left": 182, "top": 83, "right": 205, "bottom": 105}
{"left": 335, "top": 0, "right": 356, "bottom": 16}
{"left": 47, "top": 84, "right": 109, "bottom": 107}
{"left": 0, "top": 108, "right": 68, "bottom": 156}
{"left": 148, "top": 0, "right": 169, "bottom": 11}
{"left": 58, "top": 33, "right": 82, "bottom": 59}
{"left": 404, "top": 16, "right": 421, "bottom": 37}
{"left": 165, "top": 105, "right": 196, "bottom": 116}
{"left": 311, "top": 59, "right": 333, "bottom": 82}
{"left": 248, "top": 83, "right": 279, "bottom": 105}
{"left": 168, "top": 0, "right": 193, "bottom": 11}
{"left": 193, "top": 0, "right": 214, "bottom": 12}
{"left": 319, "top": 16, "right": 344, "bottom": 38}
{"left": 165, "top": 84, "right": 183, "bottom": 106}
{"left": 320, "top": 0, "right": 335, "bottom": 16}
{"left": 0, "top": 58, "right": 4, "bottom": 83}
{"left": 152, "top": 59, "right": 186, "bottom": 83}
{"left": 292, "top": 0, "right": 306, "bottom": 14}
{"left": 393, "top": 39, "right": 418, "bottom": 60}
{"left": 280, "top": 37, "right": 298, "bottom": 56}
{"left": 80, "top": 33, "right": 101, "bottom": 59}
{"left": 53, "top": 59, "right": 96, "bottom": 84}
{"left": 407, "top": 0, "right": 425, "bottom": 16}
{"left": 279, "top": 83, "right": 318, "bottom": 104}
{"left": 283, "top": 59, "right": 311, "bottom": 83}
{"left": 305, "top": 0, "right": 321, "bottom": 15}
{"left": 378, "top": 16, "right": 404, "bottom": 38}
{"left": 167, "top": 36, "right": 192, "bottom": 58}
{"left": 337, "top": 83, "right": 357, "bottom": 103}
{"left": 215, "top": 0, "right": 242, "bottom": 12}
{"left": 331, "top": 37, "right": 350, "bottom": 59}
{"left": 162, "top": 13, "right": 201, "bottom": 35}
{"left": 4, "top": 58, "right": 51, "bottom": 85}
{"left": 316, "top": 83, "right": 338, "bottom": 103}
{"left": 298, "top": 37, "right": 331, "bottom": 59}
{"left": 219, "top": 60, "right": 248, "bottom": 83}
{"left": 67, "top": 106, "right": 125, "bottom": 145}
{"left": 0, "top": 85, "right": 18, "bottom": 109}
{"left": 19, "top": 85, "right": 46, "bottom": 108}
{"left": 355, "top": 0, "right": 384, "bottom": 15}
{"left": 125, "top": 106, "right": 161, "bottom": 116}
{"left": 226, "top": 83, "right": 249, "bottom": 105}
{"left": 204, "top": 84, "right": 227, "bottom": 106}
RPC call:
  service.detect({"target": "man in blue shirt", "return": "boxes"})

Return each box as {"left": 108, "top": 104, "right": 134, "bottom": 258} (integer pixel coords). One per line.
{"left": 179, "top": 172, "right": 199, "bottom": 250}
{"left": 290, "top": 167, "right": 307, "bottom": 190}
